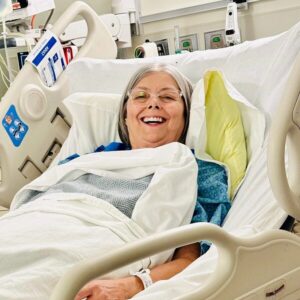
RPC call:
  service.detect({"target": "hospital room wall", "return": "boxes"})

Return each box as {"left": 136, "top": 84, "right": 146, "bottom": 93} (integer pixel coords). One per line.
{"left": 120, "top": 0, "right": 300, "bottom": 58}
{"left": 35, "top": 0, "right": 112, "bottom": 28}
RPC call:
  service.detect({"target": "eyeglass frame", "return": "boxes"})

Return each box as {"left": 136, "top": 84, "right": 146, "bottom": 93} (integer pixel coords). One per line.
{"left": 127, "top": 88, "right": 184, "bottom": 105}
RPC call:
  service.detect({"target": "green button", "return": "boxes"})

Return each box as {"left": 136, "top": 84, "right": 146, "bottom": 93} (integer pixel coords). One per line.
{"left": 182, "top": 41, "right": 191, "bottom": 47}
{"left": 212, "top": 36, "right": 221, "bottom": 43}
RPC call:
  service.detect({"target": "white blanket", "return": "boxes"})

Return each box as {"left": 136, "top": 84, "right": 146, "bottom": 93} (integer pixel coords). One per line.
{"left": 0, "top": 143, "right": 197, "bottom": 300}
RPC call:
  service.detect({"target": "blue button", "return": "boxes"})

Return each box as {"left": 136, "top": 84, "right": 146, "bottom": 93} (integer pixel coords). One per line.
{"left": 2, "top": 105, "right": 29, "bottom": 147}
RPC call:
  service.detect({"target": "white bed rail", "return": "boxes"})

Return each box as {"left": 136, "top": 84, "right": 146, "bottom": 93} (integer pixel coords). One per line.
{"left": 0, "top": 1, "right": 117, "bottom": 208}
{"left": 50, "top": 223, "right": 300, "bottom": 300}
{"left": 268, "top": 53, "right": 300, "bottom": 220}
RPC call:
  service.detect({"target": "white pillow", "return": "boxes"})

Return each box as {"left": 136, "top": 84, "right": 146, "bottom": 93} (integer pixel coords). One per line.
{"left": 52, "top": 92, "right": 122, "bottom": 165}
{"left": 54, "top": 71, "right": 265, "bottom": 174}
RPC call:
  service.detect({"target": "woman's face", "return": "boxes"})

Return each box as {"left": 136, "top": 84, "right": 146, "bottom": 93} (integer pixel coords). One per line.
{"left": 126, "top": 71, "right": 185, "bottom": 149}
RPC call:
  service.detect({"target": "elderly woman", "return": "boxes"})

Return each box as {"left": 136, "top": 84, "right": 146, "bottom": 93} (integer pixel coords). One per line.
{"left": 0, "top": 64, "right": 230, "bottom": 300}
{"left": 74, "top": 64, "right": 198, "bottom": 300}
{"left": 73, "top": 64, "right": 230, "bottom": 300}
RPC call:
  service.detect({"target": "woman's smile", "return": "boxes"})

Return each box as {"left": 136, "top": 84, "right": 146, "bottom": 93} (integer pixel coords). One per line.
{"left": 141, "top": 116, "right": 166, "bottom": 126}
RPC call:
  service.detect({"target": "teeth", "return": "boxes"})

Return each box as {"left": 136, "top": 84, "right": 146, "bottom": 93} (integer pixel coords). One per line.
{"left": 143, "top": 117, "right": 163, "bottom": 123}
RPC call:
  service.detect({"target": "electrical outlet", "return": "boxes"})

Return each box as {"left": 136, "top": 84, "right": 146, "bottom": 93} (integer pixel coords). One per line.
{"left": 204, "top": 30, "right": 226, "bottom": 50}
{"left": 178, "top": 34, "right": 198, "bottom": 52}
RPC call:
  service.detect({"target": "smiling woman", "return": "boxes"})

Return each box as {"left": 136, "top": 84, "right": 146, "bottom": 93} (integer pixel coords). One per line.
{"left": 73, "top": 65, "right": 199, "bottom": 300}
{"left": 118, "top": 64, "right": 193, "bottom": 148}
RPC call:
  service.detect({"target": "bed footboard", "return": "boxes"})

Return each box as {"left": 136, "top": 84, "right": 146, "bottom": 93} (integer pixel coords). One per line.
{"left": 50, "top": 223, "right": 300, "bottom": 300}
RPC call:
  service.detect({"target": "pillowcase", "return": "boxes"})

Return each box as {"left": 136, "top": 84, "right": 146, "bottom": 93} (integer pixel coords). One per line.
{"left": 186, "top": 70, "right": 265, "bottom": 198}
{"left": 206, "top": 71, "right": 247, "bottom": 197}
{"left": 51, "top": 93, "right": 122, "bottom": 166}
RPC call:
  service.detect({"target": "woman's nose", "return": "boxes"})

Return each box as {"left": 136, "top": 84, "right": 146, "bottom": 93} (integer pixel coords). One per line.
{"left": 147, "top": 96, "right": 161, "bottom": 109}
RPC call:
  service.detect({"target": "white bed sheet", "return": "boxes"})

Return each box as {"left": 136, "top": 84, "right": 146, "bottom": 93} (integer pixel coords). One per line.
{"left": 2, "top": 143, "right": 197, "bottom": 300}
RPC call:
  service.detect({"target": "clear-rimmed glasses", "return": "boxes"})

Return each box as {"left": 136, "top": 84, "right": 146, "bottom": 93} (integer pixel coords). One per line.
{"left": 128, "top": 88, "right": 183, "bottom": 104}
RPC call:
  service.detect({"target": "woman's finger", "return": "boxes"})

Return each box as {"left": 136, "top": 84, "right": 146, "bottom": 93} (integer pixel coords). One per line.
{"left": 74, "top": 285, "right": 93, "bottom": 300}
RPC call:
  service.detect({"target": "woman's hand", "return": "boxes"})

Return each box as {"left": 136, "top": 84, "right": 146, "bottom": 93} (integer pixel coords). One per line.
{"left": 74, "top": 243, "right": 200, "bottom": 300}
{"left": 74, "top": 276, "right": 143, "bottom": 300}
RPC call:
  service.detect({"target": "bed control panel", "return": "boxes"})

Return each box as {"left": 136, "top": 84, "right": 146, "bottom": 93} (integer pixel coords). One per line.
{"left": 2, "top": 105, "right": 29, "bottom": 147}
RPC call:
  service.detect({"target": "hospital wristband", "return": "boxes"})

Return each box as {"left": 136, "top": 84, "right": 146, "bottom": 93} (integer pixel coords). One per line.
{"left": 131, "top": 268, "right": 153, "bottom": 289}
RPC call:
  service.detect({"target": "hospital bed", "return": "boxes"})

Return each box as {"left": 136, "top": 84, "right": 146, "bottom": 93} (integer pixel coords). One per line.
{"left": 0, "top": 1, "right": 300, "bottom": 299}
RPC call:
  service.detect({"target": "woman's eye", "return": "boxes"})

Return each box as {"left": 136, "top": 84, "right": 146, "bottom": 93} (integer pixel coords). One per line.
{"left": 132, "top": 92, "right": 148, "bottom": 101}
{"left": 134, "top": 95, "right": 147, "bottom": 100}
{"left": 160, "top": 94, "right": 177, "bottom": 101}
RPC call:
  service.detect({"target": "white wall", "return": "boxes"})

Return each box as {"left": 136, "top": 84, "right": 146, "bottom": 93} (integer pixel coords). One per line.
{"left": 139, "top": 0, "right": 218, "bottom": 16}
{"left": 121, "top": 0, "right": 300, "bottom": 58}
{"left": 35, "top": 0, "right": 112, "bottom": 29}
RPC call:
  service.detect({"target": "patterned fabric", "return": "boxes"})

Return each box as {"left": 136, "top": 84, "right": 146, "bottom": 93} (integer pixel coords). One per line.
{"left": 28, "top": 173, "right": 153, "bottom": 218}
{"left": 192, "top": 159, "right": 231, "bottom": 253}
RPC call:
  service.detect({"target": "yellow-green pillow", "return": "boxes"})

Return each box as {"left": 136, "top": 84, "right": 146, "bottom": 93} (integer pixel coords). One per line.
{"left": 204, "top": 70, "right": 247, "bottom": 197}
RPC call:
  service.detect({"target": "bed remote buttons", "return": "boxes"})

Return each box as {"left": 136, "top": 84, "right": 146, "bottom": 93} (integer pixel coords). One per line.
{"left": 2, "top": 105, "right": 29, "bottom": 147}
{"left": 19, "top": 84, "right": 47, "bottom": 120}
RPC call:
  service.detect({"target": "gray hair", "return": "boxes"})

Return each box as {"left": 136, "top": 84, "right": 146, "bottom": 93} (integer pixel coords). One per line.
{"left": 118, "top": 63, "right": 193, "bottom": 146}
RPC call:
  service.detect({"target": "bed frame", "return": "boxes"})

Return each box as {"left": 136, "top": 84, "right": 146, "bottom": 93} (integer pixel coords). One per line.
{"left": 0, "top": 1, "right": 117, "bottom": 209}
{"left": 1, "top": 1, "right": 300, "bottom": 299}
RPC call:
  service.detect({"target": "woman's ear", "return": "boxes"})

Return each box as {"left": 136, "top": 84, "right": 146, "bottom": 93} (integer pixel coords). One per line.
{"left": 125, "top": 118, "right": 128, "bottom": 126}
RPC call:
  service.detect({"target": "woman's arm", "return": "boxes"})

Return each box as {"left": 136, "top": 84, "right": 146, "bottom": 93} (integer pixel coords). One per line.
{"left": 74, "top": 243, "right": 200, "bottom": 300}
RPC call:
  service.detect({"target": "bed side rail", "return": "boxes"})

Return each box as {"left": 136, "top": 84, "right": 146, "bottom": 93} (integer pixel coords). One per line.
{"left": 0, "top": 1, "right": 117, "bottom": 208}
{"left": 50, "top": 223, "right": 300, "bottom": 300}
{"left": 268, "top": 52, "right": 300, "bottom": 220}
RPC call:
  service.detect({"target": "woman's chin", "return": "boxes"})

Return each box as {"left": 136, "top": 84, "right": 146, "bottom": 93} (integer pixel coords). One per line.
{"left": 132, "top": 138, "right": 174, "bottom": 149}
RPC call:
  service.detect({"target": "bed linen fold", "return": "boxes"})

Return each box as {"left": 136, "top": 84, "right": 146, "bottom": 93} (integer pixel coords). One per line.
{"left": 0, "top": 142, "right": 197, "bottom": 300}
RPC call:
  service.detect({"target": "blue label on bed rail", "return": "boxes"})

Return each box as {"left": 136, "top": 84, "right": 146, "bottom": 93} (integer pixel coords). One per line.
{"left": 27, "top": 31, "right": 66, "bottom": 87}
{"left": 32, "top": 36, "right": 57, "bottom": 67}
{"left": 2, "top": 105, "right": 28, "bottom": 147}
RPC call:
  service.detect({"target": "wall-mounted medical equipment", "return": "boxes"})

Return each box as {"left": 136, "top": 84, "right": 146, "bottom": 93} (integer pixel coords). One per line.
{"left": 225, "top": 2, "right": 241, "bottom": 46}
{"left": 61, "top": 0, "right": 138, "bottom": 49}
{"left": 61, "top": 13, "right": 133, "bottom": 49}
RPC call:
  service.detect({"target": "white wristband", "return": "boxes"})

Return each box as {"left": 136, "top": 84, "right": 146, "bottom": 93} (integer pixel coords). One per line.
{"left": 131, "top": 268, "right": 153, "bottom": 289}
